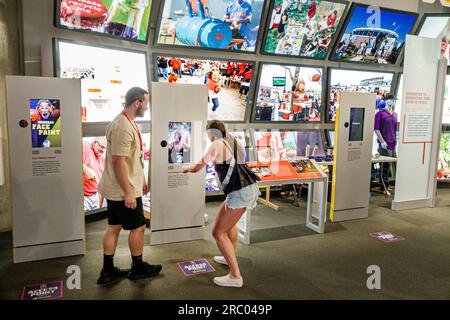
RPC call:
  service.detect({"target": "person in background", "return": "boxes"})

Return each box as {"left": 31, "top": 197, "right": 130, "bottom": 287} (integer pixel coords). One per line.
{"left": 158, "top": 57, "right": 169, "bottom": 80}
{"left": 207, "top": 67, "right": 222, "bottom": 112}
{"left": 170, "top": 57, "right": 182, "bottom": 78}
{"left": 97, "top": 87, "right": 162, "bottom": 285}
{"left": 83, "top": 137, "right": 107, "bottom": 212}
{"left": 224, "top": 0, "right": 253, "bottom": 50}
{"left": 183, "top": 120, "right": 259, "bottom": 288}
{"left": 277, "top": 12, "right": 288, "bottom": 40}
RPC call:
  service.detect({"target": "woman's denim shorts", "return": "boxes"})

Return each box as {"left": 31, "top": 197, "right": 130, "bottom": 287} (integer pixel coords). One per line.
{"left": 226, "top": 183, "right": 260, "bottom": 210}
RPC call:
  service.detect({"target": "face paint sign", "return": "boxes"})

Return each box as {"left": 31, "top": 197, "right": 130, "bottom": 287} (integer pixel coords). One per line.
{"left": 177, "top": 259, "right": 215, "bottom": 276}
{"left": 21, "top": 280, "right": 63, "bottom": 300}
{"left": 30, "top": 99, "right": 62, "bottom": 148}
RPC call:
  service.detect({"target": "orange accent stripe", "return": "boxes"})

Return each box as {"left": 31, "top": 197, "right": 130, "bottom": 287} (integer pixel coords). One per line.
{"left": 422, "top": 143, "right": 426, "bottom": 165}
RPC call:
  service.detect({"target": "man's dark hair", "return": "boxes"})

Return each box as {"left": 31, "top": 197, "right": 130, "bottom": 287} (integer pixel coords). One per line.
{"left": 125, "top": 87, "right": 149, "bottom": 107}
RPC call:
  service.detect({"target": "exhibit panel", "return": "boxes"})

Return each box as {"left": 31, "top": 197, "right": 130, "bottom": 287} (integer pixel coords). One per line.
{"left": 393, "top": 33, "right": 447, "bottom": 210}
{"left": 330, "top": 92, "right": 377, "bottom": 222}
{"left": 52, "top": 38, "right": 150, "bottom": 122}
{"left": 154, "top": 55, "right": 254, "bottom": 122}
{"left": 253, "top": 63, "right": 323, "bottom": 123}
{"left": 397, "top": 74, "right": 450, "bottom": 125}
{"left": 416, "top": 14, "right": 450, "bottom": 65}
{"left": 6, "top": 76, "right": 84, "bottom": 263}
{"left": 150, "top": 82, "right": 207, "bottom": 245}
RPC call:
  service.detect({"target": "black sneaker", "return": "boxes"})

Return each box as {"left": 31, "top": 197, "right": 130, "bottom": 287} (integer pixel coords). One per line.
{"left": 128, "top": 261, "right": 162, "bottom": 280}
{"left": 97, "top": 267, "right": 130, "bottom": 285}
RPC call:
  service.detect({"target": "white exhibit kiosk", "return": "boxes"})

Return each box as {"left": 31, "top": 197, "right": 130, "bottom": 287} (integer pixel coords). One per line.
{"left": 150, "top": 82, "right": 207, "bottom": 245}
{"left": 392, "top": 24, "right": 449, "bottom": 211}
{"left": 5, "top": 76, "right": 85, "bottom": 263}
{"left": 330, "top": 92, "right": 377, "bottom": 222}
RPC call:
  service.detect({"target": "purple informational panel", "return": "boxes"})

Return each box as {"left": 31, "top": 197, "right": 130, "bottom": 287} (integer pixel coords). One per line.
{"left": 177, "top": 259, "right": 215, "bottom": 277}
{"left": 21, "top": 280, "right": 63, "bottom": 300}
{"left": 369, "top": 231, "right": 405, "bottom": 243}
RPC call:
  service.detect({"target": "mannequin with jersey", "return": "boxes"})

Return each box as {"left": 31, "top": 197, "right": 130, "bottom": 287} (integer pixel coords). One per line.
{"left": 374, "top": 93, "right": 398, "bottom": 194}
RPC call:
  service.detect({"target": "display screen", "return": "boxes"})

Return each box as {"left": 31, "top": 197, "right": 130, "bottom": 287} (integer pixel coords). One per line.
{"left": 418, "top": 16, "right": 450, "bottom": 66}
{"left": 168, "top": 122, "right": 192, "bottom": 164}
{"left": 56, "top": 0, "right": 152, "bottom": 43}
{"left": 30, "top": 99, "right": 61, "bottom": 148}
{"left": 82, "top": 134, "right": 151, "bottom": 213}
{"left": 56, "top": 39, "right": 149, "bottom": 122}
{"left": 331, "top": 4, "right": 417, "bottom": 65}
{"left": 254, "top": 64, "right": 322, "bottom": 122}
{"left": 296, "top": 130, "right": 325, "bottom": 157}
{"left": 156, "top": 56, "right": 253, "bottom": 122}
{"left": 349, "top": 107, "right": 365, "bottom": 141}
{"left": 438, "top": 132, "right": 450, "bottom": 181}
{"left": 254, "top": 130, "right": 324, "bottom": 161}
{"left": 329, "top": 69, "right": 393, "bottom": 122}
{"left": 273, "top": 77, "right": 286, "bottom": 86}
{"left": 328, "top": 130, "right": 335, "bottom": 147}
{"left": 155, "top": 0, "right": 265, "bottom": 53}
{"left": 205, "top": 130, "right": 248, "bottom": 192}
{"left": 263, "top": 0, "right": 347, "bottom": 59}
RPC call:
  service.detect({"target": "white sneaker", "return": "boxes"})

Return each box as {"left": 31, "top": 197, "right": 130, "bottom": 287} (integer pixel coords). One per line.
{"left": 213, "top": 274, "right": 243, "bottom": 288}
{"left": 213, "top": 256, "right": 228, "bottom": 266}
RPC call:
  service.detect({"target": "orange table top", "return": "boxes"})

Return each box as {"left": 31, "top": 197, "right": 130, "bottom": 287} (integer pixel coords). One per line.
{"left": 246, "top": 160, "right": 325, "bottom": 182}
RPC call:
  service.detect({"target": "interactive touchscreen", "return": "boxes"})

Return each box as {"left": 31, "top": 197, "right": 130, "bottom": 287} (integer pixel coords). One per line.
{"left": 30, "top": 99, "right": 61, "bottom": 148}
{"left": 56, "top": 39, "right": 149, "bottom": 122}
{"left": 56, "top": 0, "right": 152, "bottom": 43}
{"left": 349, "top": 107, "right": 365, "bottom": 142}
{"left": 329, "top": 69, "right": 393, "bottom": 122}
{"left": 331, "top": 4, "right": 417, "bottom": 65}
{"left": 156, "top": 56, "right": 253, "bottom": 122}
{"left": 254, "top": 64, "right": 322, "bottom": 122}
{"left": 155, "top": 0, "right": 265, "bottom": 53}
{"left": 263, "top": 0, "right": 347, "bottom": 59}
{"left": 168, "top": 122, "right": 192, "bottom": 164}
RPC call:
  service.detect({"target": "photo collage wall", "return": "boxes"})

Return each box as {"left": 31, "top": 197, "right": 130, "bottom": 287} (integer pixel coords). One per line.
{"left": 50, "top": 1, "right": 450, "bottom": 207}
{"left": 53, "top": 1, "right": 424, "bottom": 126}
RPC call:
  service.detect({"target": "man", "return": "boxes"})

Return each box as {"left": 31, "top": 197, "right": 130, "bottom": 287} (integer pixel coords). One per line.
{"left": 170, "top": 57, "right": 182, "bottom": 78}
{"left": 97, "top": 87, "right": 162, "bottom": 284}
{"left": 83, "top": 137, "right": 107, "bottom": 212}
{"left": 224, "top": 0, "right": 252, "bottom": 49}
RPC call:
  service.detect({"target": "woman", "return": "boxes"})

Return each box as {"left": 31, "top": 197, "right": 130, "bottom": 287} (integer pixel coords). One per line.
{"left": 277, "top": 12, "right": 288, "bottom": 40}
{"left": 183, "top": 120, "right": 259, "bottom": 288}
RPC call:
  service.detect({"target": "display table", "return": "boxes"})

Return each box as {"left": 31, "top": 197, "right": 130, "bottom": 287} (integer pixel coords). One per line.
{"left": 320, "top": 155, "right": 397, "bottom": 167}
{"left": 237, "top": 160, "right": 328, "bottom": 245}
